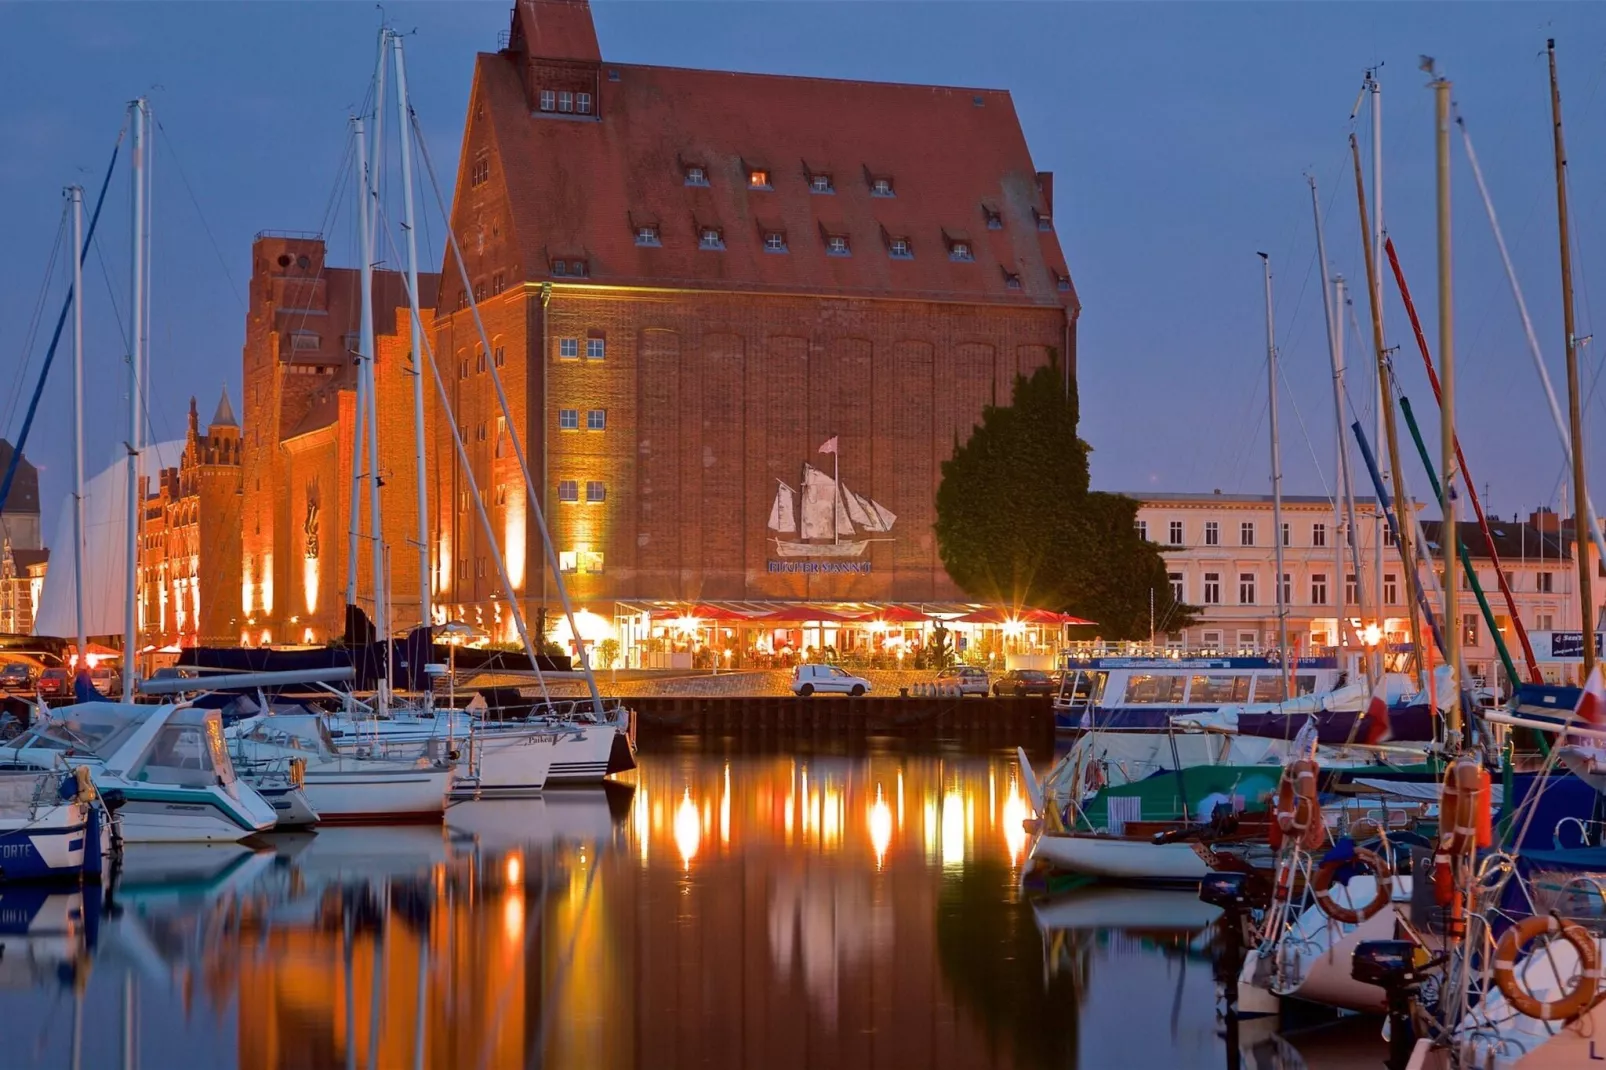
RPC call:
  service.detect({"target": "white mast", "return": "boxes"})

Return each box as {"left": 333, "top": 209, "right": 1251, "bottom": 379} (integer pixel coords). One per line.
{"left": 346, "top": 116, "right": 370, "bottom": 610}
{"left": 123, "top": 98, "right": 146, "bottom": 701}
{"left": 1368, "top": 70, "right": 1387, "bottom": 661}
{"left": 391, "top": 30, "right": 432, "bottom": 631}
{"left": 1261, "top": 252, "right": 1291, "bottom": 695}
{"left": 367, "top": 32, "right": 389, "bottom": 706}
{"left": 69, "top": 185, "right": 87, "bottom": 664}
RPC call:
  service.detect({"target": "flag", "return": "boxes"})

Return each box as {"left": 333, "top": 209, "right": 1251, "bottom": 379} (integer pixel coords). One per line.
{"left": 1360, "top": 678, "right": 1392, "bottom": 745}
{"left": 818, "top": 436, "right": 838, "bottom": 455}
{"left": 1576, "top": 664, "right": 1606, "bottom": 727}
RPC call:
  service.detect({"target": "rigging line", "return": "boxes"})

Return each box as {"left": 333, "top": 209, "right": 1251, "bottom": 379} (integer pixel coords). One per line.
{"left": 1277, "top": 359, "right": 1335, "bottom": 504}
{"left": 151, "top": 118, "right": 246, "bottom": 313}
{"left": 92, "top": 233, "right": 131, "bottom": 354}
{"left": 1, "top": 206, "right": 69, "bottom": 440}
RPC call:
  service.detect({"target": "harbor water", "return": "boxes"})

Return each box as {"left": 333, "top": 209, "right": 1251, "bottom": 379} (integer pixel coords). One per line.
{"left": 0, "top": 737, "right": 1385, "bottom": 1069}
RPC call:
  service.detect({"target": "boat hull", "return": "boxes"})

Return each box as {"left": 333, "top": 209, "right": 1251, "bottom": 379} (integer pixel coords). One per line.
{"left": 301, "top": 766, "right": 450, "bottom": 823}
{"left": 1030, "top": 832, "right": 1210, "bottom": 884}
{"left": 0, "top": 806, "right": 90, "bottom": 882}
{"left": 255, "top": 784, "right": 321, "bottom": 828}
{"left": 112, "top": 789, "right": 273, "bottom": 843}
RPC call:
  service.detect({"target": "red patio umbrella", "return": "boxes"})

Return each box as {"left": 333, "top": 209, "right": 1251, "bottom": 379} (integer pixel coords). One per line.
{"left": 750, "top": 606, "right": 867, "bottom": 624}
{"left": 867, "top": 605, "right": 930, "bottom": 624}
{"left": 684, "top": 604, "right": 754, "bottom": 622}
{"left": 953, "top": 607, "right": 1013, "bottom": 625}
{"left": 1019, "top": 608, "right": 1097, "bottom": 626}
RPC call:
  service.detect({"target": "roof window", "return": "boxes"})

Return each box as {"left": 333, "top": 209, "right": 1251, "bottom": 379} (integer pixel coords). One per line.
{"left": 888, "top": 236, "right": 912, "bottom": 259}
{"left": 1034, "top": 208, "right": 1053, "bottom": 232}
{"left": 983, "top": 206, "right": 1003, "bottom": 230}
{"left": 809, "top": 172, "right": 834, "bottom": 195}
{"left": 608, "top": 69, "right": 621, "bottom": 81}
{"left": 576, "top": 92, "right": 592, "bottom": 115}
{"left": 747, "top": 167, "right": 772, "bottom": 190}
{"left": 558, "top": 91, "right": 574, "bottom": 113}
{"left": 635, "top": 224, "right": 660, "bottom": 247}
{"left": 825, "top": 233, "right": 851, "bottom": 257}
{"left": 1055, "top": 271, "right": 1071, "bottom": 293}
{"left": 764, "top": 230, "right": 788, "bottom": 253}
{"left": 948, "top": 239, "right": 974, "bottom": 262}
{"left": 552, "top": 258, "right": 588, "bottom": 278}
{"left": 684, "top": 165, "right": 709, "bottom": 187}
{"left": 539, "top": 90, "right": 555, "bottom": 112}
{"left": 699, "top": 226, "right": 725, "bottom": 250}
{"left": 870, "top": 175, "right": 895, "bottom": 197}
{"left": 1002, "top": 269, "right": 1022, "bottom": 291}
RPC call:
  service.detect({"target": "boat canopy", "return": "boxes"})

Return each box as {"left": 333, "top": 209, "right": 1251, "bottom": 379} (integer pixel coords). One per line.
{"left": 233, "top": 713, "right": 339, "bottom": 758}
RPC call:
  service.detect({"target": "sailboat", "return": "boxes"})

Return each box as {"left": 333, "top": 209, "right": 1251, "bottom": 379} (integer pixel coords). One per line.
{"left": 768, "top": 442, "right": 896, "bottom": 558}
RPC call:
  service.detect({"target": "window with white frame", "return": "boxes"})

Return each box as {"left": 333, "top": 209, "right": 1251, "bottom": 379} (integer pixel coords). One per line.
{"left": 559, "top": 551, "right": 577, "bottom": 573}
{"left": 576, "top": 92, "right": 592, "bottom": 114}
{"left": 635, "top": 224, "right": 660, "bottom": 247}
{"left": 558, "top": 480, "right": 579, "bottom": 503}
{"left": 1385, "top": 573, "right": 1399, "bottom": 604}
{"left": 1311, "top": 573, "right": 1328, "bottom": 605}
{"left": 1168, "top": 572, "right": 1183, "bottom": 602}
{"left": 699, "top": 226, "right": 724, "bottom": 250}
{"left": 826, "top": 234, "right": 850, "bottom": 257}
{"left": 685, "top": 166, "right": 709, "bottom": 187}
{"left": 1238, "top": 572, "right": 1256, "bottom": 604}
{"left": 1204, "top": 521, "right": 1219, "bottom": 546}
{"left": 809, "top": 172, "right": 834, "bottom": 194}
{"left": 1240, "top": 521, "right": 1255, "bottom": 546}
{"left": 1134, "top": 519, "right": 1148, "bottom": 541}
{"left": 1538, "top": 571, "right": 1554, "bottom": 593}
{"left": 1203, "top": 573, "right": 1221, "bottom": 605}
{"left": 586, "top": 409, "right": 606, "bottom": 431}
{"left": 558, "top": 91, "right": 573, "bottom": 113}
{"left": 539, "top": 90, "right": 555, "bottom": 112}
{"left": 586, "top": 480, "right": 606, "bottom": 503}
{"left": 888, "top": 236, "right": 912, "bottom": 259}
{"left": 1281, "top": 573, "right": 1291, "bottom": 605}
{"left": 1168, "top": 521, "right": 1183, "bottom": 545}
{"left": 1538, "top": 612, "right": 1555, "bottom": 631}
{"left": 558, "top": 338, "right": 579, "bottom": 359}
{"left": 1345, "top": 573, "right": 1358, "bottom": 605}
{"left": 764, "top": 231, "right": 787, "bottom": 253}
{"left": 586, "top": 337, "right": 606, "bottom": 360}
{"left": 1312, "top": 522, "right": 1327, "bottom": 547}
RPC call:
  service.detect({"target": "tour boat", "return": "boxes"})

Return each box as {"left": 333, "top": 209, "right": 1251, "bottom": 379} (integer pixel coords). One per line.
{"left": 228, "top": 712, "right": 451, "bottom": 823}
{"left": 0, "top": 702, "right": 278, "bottom": 843}
{"left": 0, "top": 769, "right": 109, "bottom": 883}
{"left": 1051, "top": 654, "right": 1348, "bottom": 733}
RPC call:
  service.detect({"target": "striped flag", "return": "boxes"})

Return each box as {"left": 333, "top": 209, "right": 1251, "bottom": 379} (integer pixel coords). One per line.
{"left": 1360, "top": 677, "right": 1392, "bottom": 745}
{"left": 818, "top": 436, "right": 838, "bottom": 455}
{"left": 1576, "top": 664, "right": 1606, "bottom": 727}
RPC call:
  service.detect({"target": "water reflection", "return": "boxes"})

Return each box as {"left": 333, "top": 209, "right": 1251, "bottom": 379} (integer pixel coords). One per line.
{"left": 0, "top": 742, "right": 1378, "bottom": 1069}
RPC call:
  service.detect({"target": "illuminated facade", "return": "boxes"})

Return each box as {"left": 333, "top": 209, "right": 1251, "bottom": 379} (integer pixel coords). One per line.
{"left": 0, "top": 542, "right": 46, "bottom": 635}
{"left": 137, "top": 394, "right": 243, "bottom": 648}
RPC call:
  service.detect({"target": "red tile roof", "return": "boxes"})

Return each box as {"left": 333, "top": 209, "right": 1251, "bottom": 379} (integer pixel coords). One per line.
{"left": 476, "top": 4, "right": 1077, "bottom": 310}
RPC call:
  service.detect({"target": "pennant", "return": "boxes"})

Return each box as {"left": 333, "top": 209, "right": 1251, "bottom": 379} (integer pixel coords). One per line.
{"left": 1360, "top": 678, "right": 1392, "bottom": 745}
{"left": 818, "top": 436, "right": 838, "bottom": 455}
{"left": 1576, "top": 664, "right": 1606, "bottom": 727}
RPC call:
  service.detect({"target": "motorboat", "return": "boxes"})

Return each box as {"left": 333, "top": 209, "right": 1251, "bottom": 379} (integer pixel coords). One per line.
{"left": 228, "top": 712, "right": 451, "bottom": 823}
{"left": 0, "top": 701, "right": 278, "bottom": 843}
{"left": 0, "top": 768, "right": 111, "bottom": 882}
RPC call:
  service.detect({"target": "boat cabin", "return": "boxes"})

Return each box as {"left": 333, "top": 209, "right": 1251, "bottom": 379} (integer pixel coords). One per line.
{"left": 5, "top": 704, "right": 240, "bottom": 789}
{"left": 1053, "top": 655, "right": 1344, "bottom": 731}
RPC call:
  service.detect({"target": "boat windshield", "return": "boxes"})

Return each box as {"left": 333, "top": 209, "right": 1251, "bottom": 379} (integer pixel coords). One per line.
{"left": 240, "top": 714, "right": 337, "bottom": 758}
{"left": 15, "top": 708, "right": 144, "bottom": 758}
{"left": 128, "top": 709, "right": 236, "bottom": 788}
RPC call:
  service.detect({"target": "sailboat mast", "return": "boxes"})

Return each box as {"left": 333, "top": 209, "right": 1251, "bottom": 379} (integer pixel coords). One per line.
{"left": 1352, "top": 133, "right": 1424, "bottom": 686}
{"left": 70, "top": 185, "right": 87, "bottom": 663}
{"left": 392, "top": 30, "right": 432, "bottom": 630}
{"left": 1260, "top": 253, "right": 1291, "bottom": 694}
{"left": 1434, "top": 73, "right": 1461, "bottom": 736}
{"left": 1550, "top": 39, "right": 1595, "bottom": 679}
{"left": 346, "top": 116, "right": 371, "bottom": 609}
{"left": 1369, "top": 71, "right": 1387, "bottom": 658}
{"left": 123, "top": 98, "right": 146, "bottom": 702}
{"left": 366, "top": 33, "right": 388, "bottom": 661}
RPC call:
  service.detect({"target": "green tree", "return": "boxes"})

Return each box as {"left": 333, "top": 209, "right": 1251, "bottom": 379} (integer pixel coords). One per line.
{"left": 934, "top": 356, "right": 1197, "bottom": 640}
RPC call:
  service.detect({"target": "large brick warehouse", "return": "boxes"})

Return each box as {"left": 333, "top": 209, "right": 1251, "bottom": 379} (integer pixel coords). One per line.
{"left": 229, "top": 0, "right": 1077, "bottom": 653}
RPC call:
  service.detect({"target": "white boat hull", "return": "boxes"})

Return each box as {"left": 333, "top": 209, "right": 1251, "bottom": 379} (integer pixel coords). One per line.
{"left": 1440, "top": 933, "right": 1606, "bottom": 1068}
{"left": 457, "top": 731, "right": 554, "bottom": 795}
{"left": 112, "top": 786, "right": 277, "bottom": 843}
{"left": 1030, "top": 832, "right": 1210, "bottom": 883}
{"left": 300, "top": 765, "right": 450, "bottom": 823}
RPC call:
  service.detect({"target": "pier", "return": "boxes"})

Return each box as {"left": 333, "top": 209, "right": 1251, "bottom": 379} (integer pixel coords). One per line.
{"left": 631, "top": 694, "right": 1053, "bottom": 746}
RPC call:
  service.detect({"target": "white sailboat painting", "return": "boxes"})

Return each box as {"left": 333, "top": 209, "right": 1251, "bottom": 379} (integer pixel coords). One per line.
{"left": 769, "top": 439, "right": 896, "bottom": 558}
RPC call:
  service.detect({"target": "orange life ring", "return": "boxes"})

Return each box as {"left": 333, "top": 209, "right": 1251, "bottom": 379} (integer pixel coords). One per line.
{"left": 1311, "top": 846, "right": 1393, "bottom": 925}
{"left": 1274, "top": 758, "right": 1325, "bottom": 851}
{"left": 1492, "top": 914, "right": 1601, "bottom": 1022}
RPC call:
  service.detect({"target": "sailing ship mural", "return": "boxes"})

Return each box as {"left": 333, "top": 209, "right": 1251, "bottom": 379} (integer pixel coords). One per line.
{"left": 767, "top": 437, "right": 897, "bottom": 558}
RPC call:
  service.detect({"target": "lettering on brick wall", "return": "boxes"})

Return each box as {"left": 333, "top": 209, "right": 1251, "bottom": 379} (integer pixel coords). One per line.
{"left": 767, "top": 560, "right": 873, "bottom": 575}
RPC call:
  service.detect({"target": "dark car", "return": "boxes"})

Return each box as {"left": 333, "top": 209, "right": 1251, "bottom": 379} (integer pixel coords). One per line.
{"left": 36, "top": 667, "right": 71, "bottom": 698}
{"left": 0, "top": 662, "right": 35, "bottom": 691}
{"left": 992, "top": 668, "right": 1055, "bottom": 698}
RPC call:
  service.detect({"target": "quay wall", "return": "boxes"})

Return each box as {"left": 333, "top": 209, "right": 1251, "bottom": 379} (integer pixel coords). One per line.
{"left": 631, "top": 694, "right": 1052, "bottom": 747}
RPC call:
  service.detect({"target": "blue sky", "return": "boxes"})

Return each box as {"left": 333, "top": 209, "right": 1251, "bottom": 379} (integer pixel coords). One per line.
{"left": 5, "top": 2, "right": 1606, "bottom": 546}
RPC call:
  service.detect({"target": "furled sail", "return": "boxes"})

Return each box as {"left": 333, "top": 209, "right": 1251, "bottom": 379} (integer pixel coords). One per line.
{"left": 768, "top": 481, "right": 797, "bottom": 533}
{"left": 800, "top": 466, "right": 838, "bottom": 540}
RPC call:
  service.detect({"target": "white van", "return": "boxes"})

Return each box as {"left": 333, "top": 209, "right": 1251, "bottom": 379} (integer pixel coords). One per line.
{"left": 791, "top": 664, "right": 872, "bottom": 697}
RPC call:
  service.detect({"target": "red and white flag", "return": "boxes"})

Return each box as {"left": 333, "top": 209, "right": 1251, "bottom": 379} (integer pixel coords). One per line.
{"left": 818, "top": 436, "right": 838, "bottom": 455}
{"left": 1360, "top": 677, "right": 1392, "bottom": 745}
{"left": 1576, "top": 664, "right": 1606, "bottom": 727}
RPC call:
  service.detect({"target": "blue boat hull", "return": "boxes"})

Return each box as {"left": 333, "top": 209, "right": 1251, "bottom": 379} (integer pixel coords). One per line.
{"left": 0, "top": 819, "right": 90, "bottom": 883}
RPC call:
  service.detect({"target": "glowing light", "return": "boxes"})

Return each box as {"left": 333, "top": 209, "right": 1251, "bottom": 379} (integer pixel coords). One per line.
{"left": 261, "top": 554, "right": 274, "bottom": 615}
{"left": 503, "top": 893, "right": 524, "bottom": 939}
{"left": 941, "top": 791, "right": 965, "bottom": 867}
{"left": 505, "top": 494, "right": 525, "bottom": 590}
{"left": 720, "top": 765, "right": 731, "bottom": 846}
{"left": 633, "top": 783, "right": 650, "bottom": 865}
{"left": 674, "top": 789, "right": 701, "bottom": 868}
{"left": 1002, "top": 617, "right": 1026, "bottom": 638}
{"left": 869, "top": 785, "right": 893, "bottom": 868}
{"left": 1364, "top": 623, "right": 1383, "bottom": 647}
{"left": 438, "top": 533, "right": 451, "bottom": 596}
{"left": 260, "top": 629, "right": 272, "bottom": 646}
{"left": 241, "top": 558, "right": 253, "bottom": 614}
{"left": 673, "top": 615, "right": 701, "bottom": 636}
{"left": 301, "top": 556, "right": 319, "bottom": 615}
{"left": 302, "top": 627, "right": 314, "bottom": 644}
{"left": 505, "top": 853, "right": 523, "bottom": 886}
{"left": 1003, "top": 783, "right": 1029, "bottom": 862}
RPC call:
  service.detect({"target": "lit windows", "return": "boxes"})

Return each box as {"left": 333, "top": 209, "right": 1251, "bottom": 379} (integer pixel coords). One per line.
{"left": 558, "top": 91, "right": 573, "bottom": 113}
{"left": 870, "top": 175, "right": 894, "bottom": 197}
{"left": 495, "top": 484, "right": 507, "bottom": 506}
{"left": 583, "top": 551, "right": 604, "bottom": 574}
{"left": 888, "top": 236, "right": 912, "bottom": 259}
{"left": 558, "top": 338, "right": 579, "bottom": 359}
{"left": 764, "top": 231, "right": 788, "bottom": 253}
{"left": 699, "top": 226, "right": 725, "bottom": 250}
{"left": 747, "top": 167, "right": 771, "bottom": 190}
{"left": 559, "top": 551, "right": 577, "bottom": 573}
{"left": 635, "top": 224, "right": 660, "bottom": 247}
{"left": 576, "top": 91, "right": 592, "bottom": 114}
{"left": 809, "top": 172, "right": 834, "bottom": 194}
{"left": 586, "top": 337, "right": 606, "bottom": 360}
{"left": 539, "top": 90, "right": 555, "bottom": 112}
{"left": 826, "top": 234, "right": 850, "bottom": 257}
{"left": 586, "top": 409, "right": 606, "bottom": 431}
{"left": 558, "top": 480, "right": 579, "bottom": 503}
{"left": 560, "top": 409, "right": 579, "bottom": 430}
{"left": 685, "top": 166, "right": 709, "bottom": 187}
{"left": 586, "top": 480, "right": 606, "bottom": 504}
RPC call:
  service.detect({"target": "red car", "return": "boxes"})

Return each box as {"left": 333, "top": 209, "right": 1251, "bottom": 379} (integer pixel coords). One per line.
{"left": 35, "top": 667, "right": 70, "bottom": 699}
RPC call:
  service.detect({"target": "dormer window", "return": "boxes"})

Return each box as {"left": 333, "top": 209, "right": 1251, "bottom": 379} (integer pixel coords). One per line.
{"left": 949, "top": 240, "right": 973, "bottom": 262}
{"left": 809, "top": 173, "right": 834, "bottom": 194}
{"left": 699, "top": 226, "right": 725, "bottom": 250}
{"left": 569, "top": 259, "right": 588, "bottom": 278}
{"left": 870, "top": 175, "right": 895, "bottom": 197}
{"left": 576, "top": 92, "right": 592, "bottom": 115}
{"left": 1002, "top": 269, "right": 1022, "bottom": 291}
{"left": 684, "top": 166, "right": 709, "bottom": 187}
{"left": 1035, "top": 208, "right": 1054, "bottom": 232}
{"left": 764, "top": 231, "right": 788, "bottom": 253}
{"left": 1055, "top": 271, "right": 1071, "bottom": 292}
{"left": 635, "top": 224, "right": 660, "bottom": 247}
{"left": 553, "top": 260, "right": 567, "bottom": 277}
{"left": 558, "top": 91, "right": 574, "bottom": 113}
{"left": 747, "top": 167, "right": 771, "bottom": 190}
{"left": 888, "top": 236, "right": 912, "bottom": 259}
{"left": 826, "top": 234, "right": 851, "bottom": 257}
{"left": 539, "top": 90, "right": 555, "bottom": 112}
{"left": 983, "top": 206, "right": 1003, "bottom": 230}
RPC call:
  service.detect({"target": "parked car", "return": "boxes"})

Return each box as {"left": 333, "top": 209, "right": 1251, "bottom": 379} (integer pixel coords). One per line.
{"left": 0, "top": 662, "right": 36, "bottom": 691}
{"left": 933, "top": 666, "right": 990, "bottom": 697}
{"left": 791, "top": 663, "right": 872, "bottom": 698}
{"left": 88, "top": 666, "right": 121, "bottom": 695}
{"left": 992, "top": 669, "right": 1055, "bottom": 698}
{"left": 35, "top": 667, "right": 71, "bottom": 699}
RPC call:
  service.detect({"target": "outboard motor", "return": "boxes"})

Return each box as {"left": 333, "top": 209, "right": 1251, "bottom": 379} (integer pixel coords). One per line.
{"left": 1353, "top": 938, "right": 1436, "bottom": 1070}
